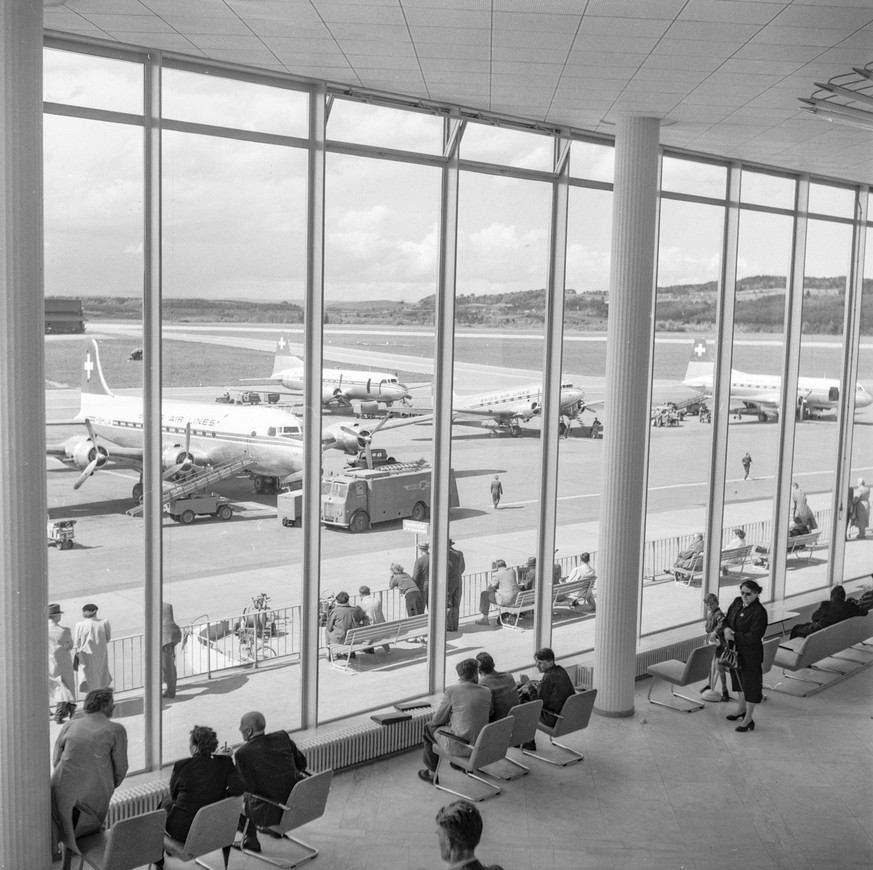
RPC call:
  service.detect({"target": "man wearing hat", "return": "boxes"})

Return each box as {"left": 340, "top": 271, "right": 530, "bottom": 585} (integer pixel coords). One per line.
{"left": 48, "top": 604, "right": 76, "bottom": 724}
{"left": 73, "top": 604, "right": 112, "bottom": 693}
{"left": 446, "top": 540, "right": 465, "bottom": 632}
{"left": 161, "top": 602, "right": 182, "bottom": 699}
{"left": 412, "top": 542, "right": 430, "bottom": 609}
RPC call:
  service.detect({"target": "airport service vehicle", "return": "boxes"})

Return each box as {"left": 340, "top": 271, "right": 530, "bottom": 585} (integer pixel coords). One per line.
{"left": 165, "top": 493, "right": 234, "bottom": 524}
{"left": 320, "top": 461, "right": 458, "bottom": 532}
{"left": 47, "top": 518, "right": 76, "bottom": 550}
{"left": 277, "top": 490, "right": 303, "bottom": 527}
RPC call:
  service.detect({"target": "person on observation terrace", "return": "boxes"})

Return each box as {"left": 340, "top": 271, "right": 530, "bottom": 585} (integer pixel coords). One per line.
{"left": 389, "top": 562, "right": 423, "bottom": 617}
{"left": 446, "top": 540, "right": 465, "bottom": 632}
{"left": 475, "top": 559, "right": 518, "bottom": 626}
{"left": 412, "top": 541, "right": 430, "bottom": 609}
{"left": 234, "top": 711, "right": 307, "bottom": 854}
{"left": 325, "top": 591, "right": 366, "bottom": 659}
{"left": 670, "top": 532, "right": 704, "bottom": 580}
{"left": 358, "top": 585, "right": 390, "bottom": 654}
{"left": 562, "top": 552, "right": 596, "bottom": 610}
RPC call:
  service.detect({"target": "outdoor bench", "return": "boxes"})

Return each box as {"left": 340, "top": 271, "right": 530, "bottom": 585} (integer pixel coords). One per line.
{"left": 328, "top": 614, "right": 429, "bottom": 671}
{"left": 756, "top": 531, "right": 822, "bottom": 569}
{"left": 674, "top": 544, "right": 753, "bottom": 586}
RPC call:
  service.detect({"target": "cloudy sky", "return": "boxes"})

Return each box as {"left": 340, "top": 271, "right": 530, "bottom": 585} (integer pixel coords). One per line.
{"left": 43, "top": 47, "right": 857, "bottom": 305}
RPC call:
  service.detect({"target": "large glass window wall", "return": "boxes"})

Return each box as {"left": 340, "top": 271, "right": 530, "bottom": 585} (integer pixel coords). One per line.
{"left": 42, "top": 39, "right": 873, "bottom": 775}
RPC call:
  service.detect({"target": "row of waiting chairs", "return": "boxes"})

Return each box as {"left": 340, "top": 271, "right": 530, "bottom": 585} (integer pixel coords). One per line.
{"left": 68, "top": 769, "right": 334, "bottom": 870}
{"left": 428, "top": 689, "right": 598, "bottom": 803}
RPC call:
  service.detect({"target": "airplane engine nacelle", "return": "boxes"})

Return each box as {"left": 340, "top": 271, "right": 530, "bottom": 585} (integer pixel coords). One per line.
{"left": 322, "top": 387, "right": 338, "bottom": 403}
{"left": 326, "top": 423, "right": 371, "bottom": 454}
{"left": 162, "top": 444, "right": 194, "bottom": 473}
{"left": 70, "top": 439, "right": 109, "bottom": 471}
{"left": 531, "top": 402, "right": 541, "bottom": 416}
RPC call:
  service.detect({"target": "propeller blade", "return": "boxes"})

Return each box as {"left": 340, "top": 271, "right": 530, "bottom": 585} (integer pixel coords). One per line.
{"left": 73, "top": 458, "right": 100, "bottom": 490}
{"left": 83, "top": 418, "right": 98, "bottom": 443}
{"left": 364, "top": 441, "right": 373, "bottom": 469}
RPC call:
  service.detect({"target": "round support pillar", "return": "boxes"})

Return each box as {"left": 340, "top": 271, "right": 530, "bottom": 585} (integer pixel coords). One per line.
{"left": 0, "top": 0, "right": 52, "bottom": 866}
{"left": 594, "top": 116, "right": 660, "bottom": 717}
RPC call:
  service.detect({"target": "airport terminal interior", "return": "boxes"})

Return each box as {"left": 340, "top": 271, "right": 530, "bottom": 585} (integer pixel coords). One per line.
{"left": 1, "top": 1, "right": 873, "bottom": 867}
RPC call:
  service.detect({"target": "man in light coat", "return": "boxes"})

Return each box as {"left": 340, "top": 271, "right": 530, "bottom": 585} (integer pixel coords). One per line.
{"left": 475, "top": 560, "right": 519, "bottom": 625}
{"left": 52, "top": 689, "right": 128, "bottom": 869}
{"left": 359, "top": 585, "right": 390, "bottom": 653}
{"left": 418, "top": 658, "right": 492, "bottom": 783}
{"left": 73, "top": 603, "right": 111, "bottom": 692}
{"left": 48, "top": 603, "right": 76, "bottom": 724}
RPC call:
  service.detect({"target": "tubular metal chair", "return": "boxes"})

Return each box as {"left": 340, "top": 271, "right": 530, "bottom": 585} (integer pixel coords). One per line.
{"left": 432, "top": 716, "right": 515, "bottom": 802}
{"left": 238, "top": 769, "right": 334, "bottom": 868}
{"left": 479, "top": 700, "right": 543, "bottom": 781}
{"left": 647, "top": 644, "right": 716, "bottom": 712}
{"left": 522, "top": 689, "right": 597, "bottom": 766}
{"left": 761, "top": 634, "right": 782, "bottom": 694}
{"left": 75, "top": 810, "right": 166, "bottom": 870}
{"left": 162, "top": 795, "right": 242, "bottom": 870}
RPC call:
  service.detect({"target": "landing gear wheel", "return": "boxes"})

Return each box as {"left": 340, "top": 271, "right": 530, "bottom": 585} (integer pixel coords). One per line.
{"left": 253, "top": 476, "right": 267, "bottom": 493}
{"left": 411, "top": 501, "right": 428, "bottom": 522}
{"left": 179, "top": 509, "right": 195, "bottom": 525}
{"left": 349, "top": 511, "right": 370, "bottom": 533}
{"left": 217, "top": 505, "right": 233, "bottom": 521}
{"left": 509, "top": 425, "right": 520, "bottom": 438}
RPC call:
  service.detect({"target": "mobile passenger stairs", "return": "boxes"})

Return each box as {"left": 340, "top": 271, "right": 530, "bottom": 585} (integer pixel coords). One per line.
{"left": 126, "top": 457, "right": 255, "bottom": 518}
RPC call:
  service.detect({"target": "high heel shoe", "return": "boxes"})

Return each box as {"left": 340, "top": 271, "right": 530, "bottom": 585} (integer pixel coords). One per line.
{"left": 726, "top": 712, "right": 745, "bottom": 721}
{"left": 735, "top": 721, "right": 755, "bottom": 732}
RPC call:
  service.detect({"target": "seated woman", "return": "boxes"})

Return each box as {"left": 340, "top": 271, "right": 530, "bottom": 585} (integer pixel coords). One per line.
{"left": 671, "top": 532, "right": 704, "bottom": 579}
{"left": 159, "top": 725, "right": 243, "bottom": 861}
{"left": 789, "top": 585, "right": 870, "bottom": 639}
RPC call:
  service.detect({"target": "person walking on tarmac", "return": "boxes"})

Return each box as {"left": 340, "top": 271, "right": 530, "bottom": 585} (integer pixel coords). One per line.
{"left": 490, "top": 475, "right": 503, "bottom": 509}
{"left": 741, "top": 452, "right": 752, "bottom": 480}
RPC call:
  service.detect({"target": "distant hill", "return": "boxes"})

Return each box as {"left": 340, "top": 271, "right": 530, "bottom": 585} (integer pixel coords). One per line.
{"left": 80, "top": 276, "right": 865, "bottom": 334}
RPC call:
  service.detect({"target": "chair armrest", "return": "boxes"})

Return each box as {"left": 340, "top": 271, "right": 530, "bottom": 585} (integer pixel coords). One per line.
{"left": 245, "top": 791, "right": 289, "bottom": 811}
{"left": 435, "top": 729, "right": 471, "bottom": 745}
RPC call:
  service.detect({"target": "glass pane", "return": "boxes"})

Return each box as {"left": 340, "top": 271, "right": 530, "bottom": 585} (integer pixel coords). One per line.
{"left": 44, "top": 47, "right": 143, "bottom": 114}
{"left": 162, "top": 67, "right": 308, "bottom": 138}
{"left": 808, "top": 182, "right": 857, "bottom": 219}
{"left": 44, "top": 116, "right": 146, "bottom": 770}
{"left": 741, "top": 170, "right": 795, "bottom": 210}
{"left": 453, "top": 170, "right": 551, "bottom": 676}
{"left": 846, "top": 232, "right": 873, "bottom": 587}
{"left": 554, "top": 186, "right": 612, "bottom": 655}
{"left": 461, "top": 121, "right": 554, "bottom": 171}
{"left": 320, "top": 153, "right": 440, "bottom": 721}
{"left": 641, "top": 199, "right": 724, "bottom": 636}
{"left": 162, "top": 129, "right": 308, "bottom": 759}
{"left": 661, "top": 156, "right": 727, "bottom": 200}
{"left": 570, "top": 140, "right": 614, "bottom": 183}
{"left": 719, "top": 211, "right": 793, "bottom": 613}
{"left": 786, "top": 220, "right": 853, "bottom": 597}
{"left": 327, "top": 98, "right": 443, "bottom": 154}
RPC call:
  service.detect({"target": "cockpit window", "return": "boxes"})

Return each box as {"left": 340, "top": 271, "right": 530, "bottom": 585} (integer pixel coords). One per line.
{"left": 279, "top": 425, "right": 301, "bottom": 438}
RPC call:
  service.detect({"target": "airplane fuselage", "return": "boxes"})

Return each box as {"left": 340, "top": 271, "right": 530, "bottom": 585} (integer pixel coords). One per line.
{"left": 275, "top": 366, "right": 408, "bottom": 405}
{"left": 456, "top": 384, "right": 586, "bottom": 422}
{"left": 79, "top": 393, "right": 305, "bottom": 479}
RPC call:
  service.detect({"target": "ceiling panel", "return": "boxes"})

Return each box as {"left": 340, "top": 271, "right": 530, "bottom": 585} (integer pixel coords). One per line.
{"left": 41, "top": 0, "right": 873, "bottom": 182}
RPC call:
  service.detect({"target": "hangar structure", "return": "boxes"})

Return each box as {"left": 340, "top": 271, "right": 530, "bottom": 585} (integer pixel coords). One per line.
{"left": 4, "top": 2, "right": 873, "bottom": 866}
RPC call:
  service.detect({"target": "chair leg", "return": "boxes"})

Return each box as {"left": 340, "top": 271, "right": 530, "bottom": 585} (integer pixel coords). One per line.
{"left": 433, "top": 757, "right": 502, "bottom": 802}
{"left": 647, "top": 677, "right": 704, "bottom": 712}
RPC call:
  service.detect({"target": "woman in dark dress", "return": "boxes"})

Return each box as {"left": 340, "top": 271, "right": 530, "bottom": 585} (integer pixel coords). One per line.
{"left": 723, "top": 580, "right": 768, "bottom": 733}
{"left": 159, "top": 725, "right": 243, "bottom": 858}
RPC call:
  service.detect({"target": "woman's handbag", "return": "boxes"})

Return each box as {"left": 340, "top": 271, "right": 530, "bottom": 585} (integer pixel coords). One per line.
{"left": 718, "top": 643, "right": 738, "bottom": 670}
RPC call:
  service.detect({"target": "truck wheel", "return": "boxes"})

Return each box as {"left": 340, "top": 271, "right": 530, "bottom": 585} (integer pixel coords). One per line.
{"left": 132, "top": 482, "right": 143, "bottom": 504}
{"left": 180, "top": 509, "right": 196, "bottom": 525}
{"left": 55, "top": 541, "right": 64, "bottom": 550}
{"left": 217, "top": 505, "right": 233, "bottom": 521}
{"left": 411, "top": 501, "right": 427, "bottom": 522}
{"left": 63, "top": 539, "right": 74, "bottom": 550}
{"left": 349, "top": 511, "right": 370, "bottom": 533}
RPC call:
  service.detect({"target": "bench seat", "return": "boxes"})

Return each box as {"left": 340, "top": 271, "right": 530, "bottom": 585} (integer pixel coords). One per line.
{"left": 756, "top": 531, "right": 823, "bottom": 569}
{"left": 772, "top": 613, "right": 873, "bottom": 696}
{"left": 552, "top": 577, "right": 596, "bottom": 612}
{"left": 497, "top": 581, "right": 596, "bottom": 630}
{"left": 673, "top": 544, "right": 753, "bottom": 587}
{"left": 328, "top": 615, "right": 429, "bottom": 672}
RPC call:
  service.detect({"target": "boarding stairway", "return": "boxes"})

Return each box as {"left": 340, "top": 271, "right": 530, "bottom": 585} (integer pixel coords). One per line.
{"left": 126, "top": 457, "right": 256, "bottom": 517}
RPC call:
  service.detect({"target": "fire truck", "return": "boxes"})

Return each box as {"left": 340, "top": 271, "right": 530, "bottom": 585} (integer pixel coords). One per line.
{"left": 320, "top": 460, "right": 458, "bottom": 532}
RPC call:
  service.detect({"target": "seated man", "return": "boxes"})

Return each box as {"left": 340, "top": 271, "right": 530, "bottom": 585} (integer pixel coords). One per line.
{"left": 435, "top": 800, "right": 504, "bottom": 870}
{"left": 562, "top": 552, "right": 596, "bottom": 610}
{"left": 790, "top": 585, "right": 869, "bottom": 639}
{"left": 234, "top": 711, "right": 307, "bottom": 853}
{"left": 670, "top": 533, "right": 704, "bottom": 578}
{"left": 475, "top": 560, "right": 519, "bottom": 625}
{"left": 516, "top": 647, "right": 575, "bottom": 751}
{"left": 325, "top": 591, "right": 366, "bottom": 658}
{"left": 418, "top": 659, "right": 492, "bottom": 784}
{"left": 475, "top": 652, "right": 518, "bottom": 721}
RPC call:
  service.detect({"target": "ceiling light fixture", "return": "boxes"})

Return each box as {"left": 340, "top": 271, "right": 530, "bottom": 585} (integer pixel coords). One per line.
{"left": 801, "top": 65, "right": 873, "bottom": 132}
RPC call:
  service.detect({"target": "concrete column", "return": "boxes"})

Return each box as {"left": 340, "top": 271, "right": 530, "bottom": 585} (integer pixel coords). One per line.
{"left": 0, "top": 1, "right": 52, "bottom": 867}
{"left": 594, "top": 117, "right": 660, "bottom": 717}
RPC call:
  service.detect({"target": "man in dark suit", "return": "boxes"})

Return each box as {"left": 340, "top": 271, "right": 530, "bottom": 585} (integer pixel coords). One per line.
{"left": 234, "top": 711, "right": 307, "bottom": 853}
{"left": 161, "top": 602, "right": 182, "bottom": 699}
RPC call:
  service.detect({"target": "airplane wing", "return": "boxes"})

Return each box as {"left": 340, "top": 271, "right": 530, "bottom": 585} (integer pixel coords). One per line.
{"left": 739, "top": 391, "right": 780, "bottom": 407}
{"left": 236, "top": 376, "right": 284, "bottom": 385}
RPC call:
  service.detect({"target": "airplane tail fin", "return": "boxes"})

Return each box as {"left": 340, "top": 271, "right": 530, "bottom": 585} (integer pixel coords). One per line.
{"left": 271, "top": 333, "right": 303, "bottom": 376}
{"left": 685, "top": 337, "right": 714, "bottom": 386}
{"left": 81, "top": 339, "right": 114, "bottom": 397}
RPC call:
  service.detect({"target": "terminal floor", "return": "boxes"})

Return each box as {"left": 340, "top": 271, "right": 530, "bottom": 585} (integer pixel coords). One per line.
{"left": 54, "top": 657, "right": 873, "bottom": 870}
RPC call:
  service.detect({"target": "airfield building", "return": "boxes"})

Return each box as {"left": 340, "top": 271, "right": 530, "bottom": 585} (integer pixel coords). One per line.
{"left": 3, "top": 3, "right": 873, "bottom": 867}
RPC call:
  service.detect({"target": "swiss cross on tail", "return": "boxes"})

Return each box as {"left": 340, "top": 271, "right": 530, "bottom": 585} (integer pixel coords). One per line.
{"left": 80, "top": 339, "right": 113, "bottom": 396}
{"left": 693, "top": 341, "right": 707, "bottom": 358}
{"left": 684, "top": 338, "right": 715, "bottom": 388}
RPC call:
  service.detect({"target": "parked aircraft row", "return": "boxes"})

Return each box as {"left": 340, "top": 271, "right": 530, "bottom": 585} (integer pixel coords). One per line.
{"left": 683, "top": 337, "right": 873, "bottom": 419}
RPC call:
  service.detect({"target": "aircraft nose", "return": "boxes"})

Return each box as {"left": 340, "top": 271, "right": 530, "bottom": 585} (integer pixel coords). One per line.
{"left": 861, "top": 389, "right": 873, "bottom": 408}
{"left": 383, "top": 383, "right": 409, "bottom": 402}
